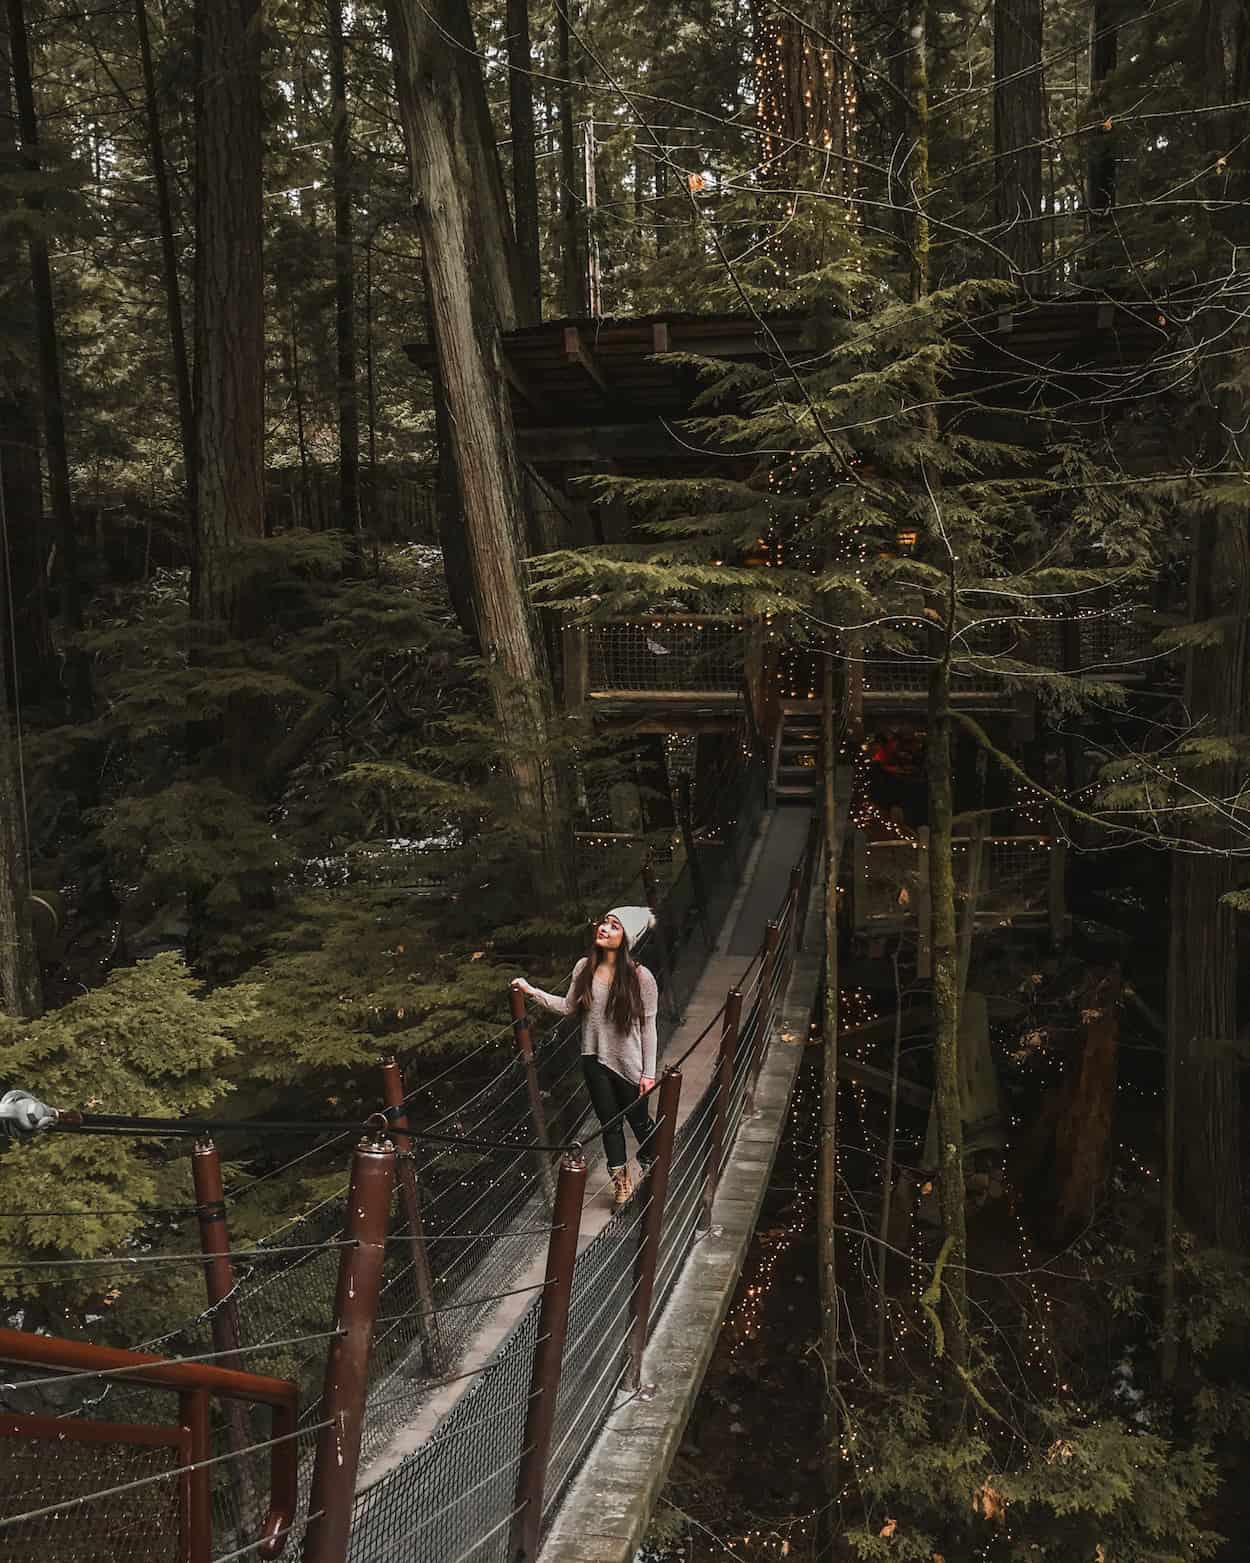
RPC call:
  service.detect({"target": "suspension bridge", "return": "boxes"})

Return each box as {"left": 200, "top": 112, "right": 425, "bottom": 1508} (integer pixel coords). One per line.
{"left": 1, "top": 747, "right": 826, "bottom": 1563}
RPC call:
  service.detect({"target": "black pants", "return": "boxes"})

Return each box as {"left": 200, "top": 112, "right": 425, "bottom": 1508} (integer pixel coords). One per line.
{"left": 582, "top": 1055, "right": 655, "bottom": 1171}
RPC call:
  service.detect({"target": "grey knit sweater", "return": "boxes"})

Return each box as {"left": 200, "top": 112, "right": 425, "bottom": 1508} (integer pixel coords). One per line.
{"left": 529, "top": 958, "right": 659, "bottom": 1083}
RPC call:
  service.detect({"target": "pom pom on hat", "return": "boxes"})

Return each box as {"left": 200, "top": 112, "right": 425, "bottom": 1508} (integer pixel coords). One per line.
{"left": 605, "top": 906, "right": 655, "bottom": 949}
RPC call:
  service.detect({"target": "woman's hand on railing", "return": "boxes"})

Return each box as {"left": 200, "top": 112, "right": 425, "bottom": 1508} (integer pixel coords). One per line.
{"left": 511, "top": 977, "right": 535, "bottom": 998}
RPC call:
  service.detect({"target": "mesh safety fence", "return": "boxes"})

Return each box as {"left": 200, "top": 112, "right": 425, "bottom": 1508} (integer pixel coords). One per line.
{"left": 0, "top": 1420, "right": 186, "bottom": 1563}
{"left": 586, "top": 619, "right": 746, "bottom": 693}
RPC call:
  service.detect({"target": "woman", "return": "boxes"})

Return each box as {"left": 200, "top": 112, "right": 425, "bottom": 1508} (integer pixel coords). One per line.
{"left": 512, "top": 907, "right": 659, "bottom": 1208}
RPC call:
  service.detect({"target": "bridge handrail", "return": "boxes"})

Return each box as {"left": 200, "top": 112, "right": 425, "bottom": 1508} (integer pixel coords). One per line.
{"left": 0, "top": 1326, "right": 300, "bottom": 1559}
{"left": 345, "top": 813, "right": 821, "bottom": 1563}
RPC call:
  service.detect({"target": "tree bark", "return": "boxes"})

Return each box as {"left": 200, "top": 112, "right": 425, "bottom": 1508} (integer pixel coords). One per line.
{"left": 555, "top": 1, "right": 583, "bottom": 316}
{"left": 327, "top": 0, "right": 361, "bottom": 544}
{"left": 7, "top": 0, "right": 82, "bottom": 678}
{"left": 818, "top": 632, "right": 841, "bottom": 1526}
{"left": 1050, "top": 968, "right": 1120, "bottom": 1243}
{"left": 0, "top": 6, "right": 49, "bottom": 705}
{"left": 192, "top": 0, "right": 264, "bottom": 637}
{"left": 927, "top": 655, "right": 969, "bottom": 1422}
{"left": 0, "top": 525, "right": 41, "bottom": 1017}
{"left": 1085, "top": 0, "right": 1117, "bottom": 217}
{"left": 506, "top": 0, "right": 541, "bottom": 324}
{"left": 992, "top": 0, "right": 1043, "bottom": 282}
{"left": 383, "top": 0, "right": 570, "bottom": 876}
{"left": 135, "top": 0, "right": 195, "bottom": 527}
{"left": 905, "top": 0, "right": 930, "bottom": 302}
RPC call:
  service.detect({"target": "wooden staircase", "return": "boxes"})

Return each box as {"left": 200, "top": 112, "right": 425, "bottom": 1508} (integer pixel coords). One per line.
{"left": 771, "top": 704, "right": 821, "bottom": 806}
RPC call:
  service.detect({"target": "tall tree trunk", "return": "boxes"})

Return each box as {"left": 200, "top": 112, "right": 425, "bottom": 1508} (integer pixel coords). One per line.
{"left": 1085, "top": 0, "right": 1117, "bottom": 218}
{"left": 0, "top": 7, "right": 49, "bottom": 705}
{"left": 992, "top": 0, "right": 1043, "bottom": 282}
{"left": 383, "top": 0, "right": 571, "bottom": 879}
{"left": 289, "top": 310, "right": 311, "bottom": 530}
{"left": 135, "top": 0, "right": 195, "bottom": 527}
{"left": 506, "top": 0, "right": 541, "bottom": 323}
{"left": 927, "top": 652, "right": 969, "bottom": 1422}
{"left": 818, "top": 631, "right": 841, "bottom": 1532}
{"left": 555, "top": 1, "right": 583, "bottom": 316}
{"left": 0, "top": 522, "right": 41, "bottom": 1018}
{"left": 192, "top": 0, "right": 264, "bottom": 638}
{"left": 1166, "top": 0, "right": 1250, "bottom": 1255}
{"left": 7, "top": 0, "right": 83, "bottom": 691}
{"left": 905, "top": 0, "right": 930, "bottom": 301}
{"left": 327, "top": 0, "right": 361, "bottom": 544}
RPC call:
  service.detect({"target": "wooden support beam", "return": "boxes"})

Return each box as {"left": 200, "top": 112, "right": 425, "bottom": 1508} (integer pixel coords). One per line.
{"left": 651, "top": 321, "right": 671, "bottom": 354}
{"left": 839, "top": 1055, "right": 931, "bottom": 1110}
{"left": 563, "top": 325, "right": 609, "bottom": 393}
{"left": 502, "top": 354, "right": 543, "bottom": 412}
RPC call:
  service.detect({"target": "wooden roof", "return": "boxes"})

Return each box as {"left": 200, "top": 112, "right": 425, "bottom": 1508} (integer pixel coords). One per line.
{"left": 403, "top": 299, "right": 1172, "bottom": 469}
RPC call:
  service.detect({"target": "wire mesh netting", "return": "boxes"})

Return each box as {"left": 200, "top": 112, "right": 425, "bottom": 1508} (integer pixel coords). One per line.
{"left": 0, "top": 1420, "right": 186, "bottom": 1562}
{"left": 348, "top": 1304, "right": 542, "bottom": 1563}
{"left": 586, "top": 619, "right": 747, "bottom": 693}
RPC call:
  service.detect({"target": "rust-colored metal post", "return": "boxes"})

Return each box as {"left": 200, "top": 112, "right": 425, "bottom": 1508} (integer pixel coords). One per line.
{"left": 192, "top": 1138, "right": 259, "bottom": 1524}
{"left": 380, "top": 1057, "right": 443, "bottom": 1375}
{"left": 178, "top": 1386, "right": 212, "bottom": 1563}
{"left": 701, "top": 990, "right": 742, "bottom": 1230}
{"left": 643, "top": 858, "right": 678, "bottom": 1023}
{"left": 511, "top": 985, "right": 558, "bottom": 1208}
{"left": 510, "top": 1153, "right": 587, "bottom": 1563}
{"left": 628, "top": 1069, "right": 682, "bottom": 1390}
{"left": 304, "top": 1135, "right": 397, "bottom": 1563}
{"left": 747, "top": 922, "right": 782, "bottom": 1115}
{"left": 191, "top": 1138, "right": 242, "bottom": 1363}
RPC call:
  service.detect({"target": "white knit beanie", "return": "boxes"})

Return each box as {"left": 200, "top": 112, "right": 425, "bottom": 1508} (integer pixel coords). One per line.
{"left": 605, "top": 906, "right": 655, "bottom": 950}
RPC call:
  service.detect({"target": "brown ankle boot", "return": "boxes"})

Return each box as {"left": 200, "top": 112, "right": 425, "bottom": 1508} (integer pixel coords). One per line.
{"left": 610, "top": 1166, "right": 633, "bottom": 1208}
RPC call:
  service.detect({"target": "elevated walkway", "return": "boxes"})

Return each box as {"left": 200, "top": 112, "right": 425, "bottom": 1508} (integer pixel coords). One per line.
{"left": 347, "top": 805, "right": 822, "bottom": 1562}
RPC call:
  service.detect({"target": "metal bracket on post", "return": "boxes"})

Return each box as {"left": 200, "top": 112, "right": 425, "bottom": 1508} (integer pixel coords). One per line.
{"left": 380, "top": 1057, "right": 444, "bottom": 1376}
{"left": 628, "top": 1069, "right": 682, "bottom": 1392}
{"left": 510, "top": 986, "right": 558, "bottom": 1209}
{"left": 304, "top": 1134, "right": 397, "bottom": 1563}
{"left": 510, "top": 1153, "right": 587, "bottom": 1563}
{"left": 701, "top": 990, "right": 741, "bottom": 1232}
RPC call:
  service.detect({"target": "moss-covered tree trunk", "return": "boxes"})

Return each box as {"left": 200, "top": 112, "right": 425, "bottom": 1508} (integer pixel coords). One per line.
{"left": 818, "top": 621, "right": 842, "bottom": 1530}
{"left": 383, "top": 0, "right": 571, "bottom": 880}
{"left": 928, "top": 645, "right": 969, "bottom": 1418}
{"left": 0, "top": 538, "right": 41, "bottom": 1018}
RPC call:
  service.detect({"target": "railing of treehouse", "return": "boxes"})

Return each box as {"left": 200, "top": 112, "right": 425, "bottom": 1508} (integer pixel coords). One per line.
{"left": 850, "top": 829, "right": 1067, "bottom": 955}
{"left": 563, "top": 612, "right": 1175, "bottom": 713}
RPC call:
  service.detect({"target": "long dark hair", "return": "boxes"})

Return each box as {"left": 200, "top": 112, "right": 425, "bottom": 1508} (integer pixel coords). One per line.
{"left": 569, "top": 925, "right": 645, "bottom": 1033}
